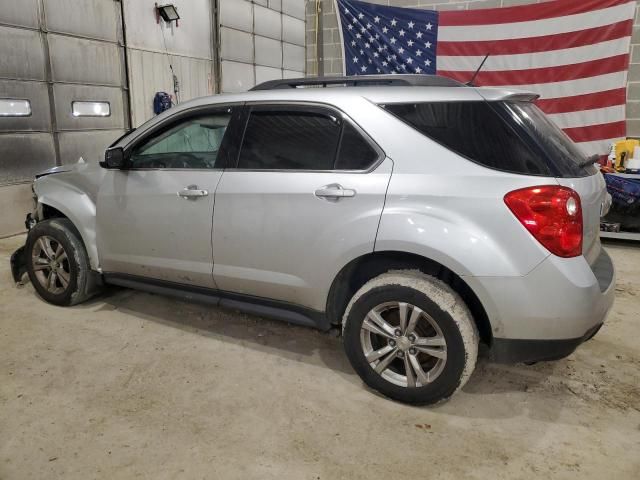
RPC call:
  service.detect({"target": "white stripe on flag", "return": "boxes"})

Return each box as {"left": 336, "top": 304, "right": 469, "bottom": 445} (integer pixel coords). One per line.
{"left": 437, "top": 38, "right": 631, "bottom": 72}
{"left": 547, "top": 105, "right": 626, "bottom": 129}
{"left": 437, "top": 3, "right": 635, "bottom": 42}
{"left": 493, "top": 71, "right": 628, "bottom": 99}
{"left": 575, "top": 139, "right": 620, "bottom": 155}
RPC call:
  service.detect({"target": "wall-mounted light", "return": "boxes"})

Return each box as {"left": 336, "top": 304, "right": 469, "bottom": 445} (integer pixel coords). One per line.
{"left": 0, "top": 98, "right": 31, "bottom": 117}
{"left": 72, "top": 101, "right": 111, "bottom": 117}
{"left": 156, "top": 4, "right": 180, "bottom": 24}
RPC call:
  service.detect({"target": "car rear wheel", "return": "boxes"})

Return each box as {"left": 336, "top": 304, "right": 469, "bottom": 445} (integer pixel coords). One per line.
{"left": 342, "top": 271, "right": 479, "bottom": 405}
{"left": 26, "top": 218, "right": 94, "bottom": 306}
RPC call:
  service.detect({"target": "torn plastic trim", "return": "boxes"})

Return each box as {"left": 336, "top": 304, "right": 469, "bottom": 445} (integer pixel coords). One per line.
{"left": 10, "top": 245, "right": 27, "bottom": 284}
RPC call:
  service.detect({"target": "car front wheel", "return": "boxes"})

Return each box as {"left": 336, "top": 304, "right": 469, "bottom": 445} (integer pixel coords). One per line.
{"left": 26, "top": 218, "right": 94, "bottom": 306}
{"left": 342, "top": 271, "right": 479, "bottom": 405}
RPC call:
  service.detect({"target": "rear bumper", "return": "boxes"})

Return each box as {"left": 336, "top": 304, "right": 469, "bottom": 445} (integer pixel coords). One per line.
{"left": 490, "top": 323, "right": 603, "bottom": 363}
{"left": 464, "top": 246, "right": 615, "bottom": 361}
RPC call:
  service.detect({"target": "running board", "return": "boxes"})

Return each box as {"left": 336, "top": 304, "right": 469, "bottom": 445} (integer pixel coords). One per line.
{"left": 103, "top": 273, "right": 330, "bottom": 331}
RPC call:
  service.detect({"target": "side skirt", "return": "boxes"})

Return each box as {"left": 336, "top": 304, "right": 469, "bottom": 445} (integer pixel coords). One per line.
{"left": 102, "top": 273, "right": 330, "bottom": 331}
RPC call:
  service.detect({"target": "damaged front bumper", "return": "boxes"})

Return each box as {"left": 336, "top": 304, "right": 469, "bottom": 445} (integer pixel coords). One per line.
{"left": 10, "top": 213, "right": 36, "bottom": 284}
{"left": 10, "top": 245, "right": 27, "bottom": 284}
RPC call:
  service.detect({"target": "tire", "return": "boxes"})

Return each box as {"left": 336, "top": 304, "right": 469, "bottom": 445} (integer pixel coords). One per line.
{"left": 342, "top": 270, "right": 479, "bottom": 405}
{"left": 25, "top": 218, "right": 94, "bottom": 306}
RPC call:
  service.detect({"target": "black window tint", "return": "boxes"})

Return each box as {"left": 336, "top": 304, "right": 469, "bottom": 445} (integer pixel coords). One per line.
{"left": 384, "top": 102, "right": 552, "bottom": 176}
{"left": 503, "top": 102, "right": 595, "bottom": 177}
{"left": 238, "top": 110, "right": 341, "bottom": 170}
{"left": 336, "top": 122, "right": 379, "bottom": 170}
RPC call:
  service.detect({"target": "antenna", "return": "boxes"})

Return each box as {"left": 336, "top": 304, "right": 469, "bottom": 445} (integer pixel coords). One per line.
{"left": 466, "top": 53, "right": 490, "bottom": 86}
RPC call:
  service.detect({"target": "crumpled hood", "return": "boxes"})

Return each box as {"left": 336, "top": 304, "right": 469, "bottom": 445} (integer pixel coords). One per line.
{"left": 35, "top": 159, "right": 97, "bottom": 179}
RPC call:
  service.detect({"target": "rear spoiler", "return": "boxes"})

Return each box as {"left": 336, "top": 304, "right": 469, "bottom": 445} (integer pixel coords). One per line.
{"left": 502, "top": 92, "right": 541, "bottom": 102}
{"left": 475, "top": 88, "right": 540, "bottom": 102}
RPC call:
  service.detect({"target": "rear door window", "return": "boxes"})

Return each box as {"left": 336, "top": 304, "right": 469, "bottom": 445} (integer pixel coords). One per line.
{"left": 383, "top": 101, "right": 552, "bottom": 176}
{"left": 236, "top": 106, "right": 381, "bottom": 171}
{"left": 238, "top": 109, "right": 341, "bottom": 170}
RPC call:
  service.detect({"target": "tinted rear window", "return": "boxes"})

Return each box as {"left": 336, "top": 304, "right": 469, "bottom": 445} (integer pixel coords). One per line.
{"left": 383, "top": 101, "right": 594, "bottom": 177}
{"left": 238, "top": 110, "right": 340, "bottom": 170}
{"left": 503, "top": 102, "right": 596, "bottom": 177}
{"left": 336, "top": 122, "right": 379, "bottom": 170}
{"left": 237, "top": 107, "right": 380, "bottom": 171}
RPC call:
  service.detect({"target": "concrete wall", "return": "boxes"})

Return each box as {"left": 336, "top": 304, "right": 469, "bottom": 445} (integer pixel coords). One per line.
{"left": 305, "top": 0, "right": 640, "bottom": 137}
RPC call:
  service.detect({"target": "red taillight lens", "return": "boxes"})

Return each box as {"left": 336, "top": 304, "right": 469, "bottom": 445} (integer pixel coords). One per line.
{"left": 504, "top": 185, "right": 583, "bottom": 258}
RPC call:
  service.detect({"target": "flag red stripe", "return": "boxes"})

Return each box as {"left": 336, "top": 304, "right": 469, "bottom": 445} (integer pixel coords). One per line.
{"left": 536, "top": 88, "right": 628, "bottom": 114}
{"left": 438, "top": 54, "right": 630, "bottom": 86}
{"left": 436, "top": 20, "right": 633, "bottom": 56}
{"left": 563, "top": 121, "right": 627, "bottom": 143}
{"left": 438, "top": 0, "right": 630, "bottom": 27}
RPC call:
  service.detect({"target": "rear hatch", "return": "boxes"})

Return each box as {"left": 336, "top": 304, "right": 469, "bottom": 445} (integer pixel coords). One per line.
{"left": 502, "top": 101, "right": 605, "bottom": 264}
{"left": 381, "top": 97, "right": 605, "bottom": 264}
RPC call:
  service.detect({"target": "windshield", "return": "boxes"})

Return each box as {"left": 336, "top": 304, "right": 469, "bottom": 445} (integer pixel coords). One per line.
{"left": 501, "top": 102, "right": 597, "bottom": 178}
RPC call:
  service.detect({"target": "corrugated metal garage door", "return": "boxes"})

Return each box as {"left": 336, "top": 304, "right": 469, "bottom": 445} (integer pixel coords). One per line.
{"left": 0, "top": 0, "right": 128, "bottom": 185}
{"left": 218, "top": 0, "right": 306, "bottom": 92}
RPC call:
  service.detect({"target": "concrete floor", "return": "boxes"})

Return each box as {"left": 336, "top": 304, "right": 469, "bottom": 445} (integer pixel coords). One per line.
{"left": 1, "top": 234, "right": 639, "bottom": 480}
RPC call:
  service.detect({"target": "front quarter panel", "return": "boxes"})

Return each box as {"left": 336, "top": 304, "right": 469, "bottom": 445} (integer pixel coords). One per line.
{"left": 33, "top": 166, "right": 104, "bottom": 270}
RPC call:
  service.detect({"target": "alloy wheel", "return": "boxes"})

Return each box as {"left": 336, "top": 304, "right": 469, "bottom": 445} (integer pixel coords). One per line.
{"left": 31, "top": 235, "right": 71, "bottom": 295}
{"left": 360, "top": 301, "right": 447, "bottom": 387}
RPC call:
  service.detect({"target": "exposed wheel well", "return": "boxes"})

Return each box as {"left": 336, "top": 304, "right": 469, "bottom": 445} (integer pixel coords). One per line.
{"left": 41, "top": 204, "right": 67, "bottom": 220}
{"left": 326, "top": 251, "right": 493, "bottom": 346}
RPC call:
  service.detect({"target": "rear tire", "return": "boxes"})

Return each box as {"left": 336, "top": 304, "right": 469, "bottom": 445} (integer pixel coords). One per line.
{"left": 26, "top": 218, "right": 94, "bottom": 306}
{"left": 342, "top": 270, "right": 479, "bottom": 405}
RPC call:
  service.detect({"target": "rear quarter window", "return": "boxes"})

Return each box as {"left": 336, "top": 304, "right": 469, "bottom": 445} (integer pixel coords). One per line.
{"left": 383, "top": 101, "right": 552, "bottom": 176}
{"left": 335, "top": 122, "right": 379, "bottom": 170}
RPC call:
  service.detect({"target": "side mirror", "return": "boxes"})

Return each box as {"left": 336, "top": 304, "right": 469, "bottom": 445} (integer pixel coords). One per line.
{"left": 100, "top": 147, "right": 126, "bottom": 169}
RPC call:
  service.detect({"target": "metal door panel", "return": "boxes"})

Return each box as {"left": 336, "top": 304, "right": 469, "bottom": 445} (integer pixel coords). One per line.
{"left": 48, "top": 34, "right": 122, "bottom": 86}
{"left": 0, "top": 133, "right": 55, "bottom": 184}
{"left": 53, "top": 84, "right": 125, "bottom": 131}
{"left": 97, "top": 170, "right": 223, "bottom": 288}
{"left": 44, "top": 0, "right": 119, "bottom": 42}
{"left": 0, "top": 26, "right": 46, "bottom": 81}
{"left": 58, "top": 130, "right": 125, "bottom": 165}
{"left": 212, "top": 159, "right": 393, "bottom": 311}
{"left": 0, "top": 0, "right": 39, "bottom": 28}
{"left": 0, "top": 79, "right": 50, "bottom": 132}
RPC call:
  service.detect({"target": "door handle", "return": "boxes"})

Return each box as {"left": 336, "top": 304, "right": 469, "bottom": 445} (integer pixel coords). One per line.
{"left": 315, "top": 184, "right": 356, "bottom": 200}
{"left": 178, "top": 185, "right": 209, "bottom": 200}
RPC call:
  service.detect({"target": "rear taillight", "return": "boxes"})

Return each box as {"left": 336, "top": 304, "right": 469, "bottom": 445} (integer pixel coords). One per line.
{"left": 504, "top": 185, "right": 582, "bottom": 258}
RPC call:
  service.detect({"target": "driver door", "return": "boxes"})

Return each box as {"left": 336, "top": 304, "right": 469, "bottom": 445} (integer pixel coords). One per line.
{"left": 96, "top": 105, "right": 237, "bottom": 288}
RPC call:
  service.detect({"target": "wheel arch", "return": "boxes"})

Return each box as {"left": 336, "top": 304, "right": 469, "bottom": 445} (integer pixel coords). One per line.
{"left": 35, "top": 188, "right": 99, "bottom": 271}
{"left": 326, "top": 250, "right": 493, "bottom": 346}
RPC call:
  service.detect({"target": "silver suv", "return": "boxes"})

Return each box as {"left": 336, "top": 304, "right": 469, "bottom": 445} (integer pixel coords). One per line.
{"left": 11, "top": 75, "right": 615, "bottom": 405}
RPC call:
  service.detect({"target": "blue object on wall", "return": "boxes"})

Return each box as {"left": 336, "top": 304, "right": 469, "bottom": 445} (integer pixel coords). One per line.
{"left": 153, "top": 92, "right": 173, "bottom": 115}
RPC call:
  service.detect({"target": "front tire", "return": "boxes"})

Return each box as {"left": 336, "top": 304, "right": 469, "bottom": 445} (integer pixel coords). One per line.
{"left": 342, "top": 271, "right": 479, "bottom": 405}
{"left": 26, "top": 218, "right": 94, "bottom": 306}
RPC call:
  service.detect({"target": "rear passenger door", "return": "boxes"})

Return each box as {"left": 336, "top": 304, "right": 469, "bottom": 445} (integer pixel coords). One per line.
{"left": 212, "top": 104, "right": 393, "bottom": 311}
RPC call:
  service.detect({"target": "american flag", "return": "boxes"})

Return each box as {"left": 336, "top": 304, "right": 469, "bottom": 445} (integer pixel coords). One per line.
{"left": 336, "top": 0, "right": 636, "bottom": 157}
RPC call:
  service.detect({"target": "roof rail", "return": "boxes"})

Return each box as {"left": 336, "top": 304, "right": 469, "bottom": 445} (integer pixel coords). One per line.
{"left": 250, "top": 74, "right": 464, "bottom": 91}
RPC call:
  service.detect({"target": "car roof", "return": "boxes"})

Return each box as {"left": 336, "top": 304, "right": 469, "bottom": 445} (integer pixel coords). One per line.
{"left": 169, "top": 84, "right": 537, "bottom": 112}
{"left": 120, "top": 80, "right": 538, "bottom": 147}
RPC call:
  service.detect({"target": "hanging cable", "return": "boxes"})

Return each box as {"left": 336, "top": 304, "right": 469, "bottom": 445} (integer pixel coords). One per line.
{"left": 160, "top": 21, "right": 180, "bottom": 104}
